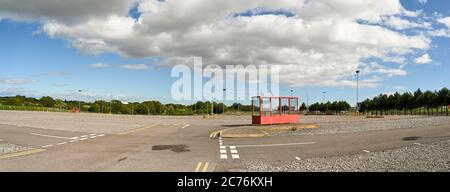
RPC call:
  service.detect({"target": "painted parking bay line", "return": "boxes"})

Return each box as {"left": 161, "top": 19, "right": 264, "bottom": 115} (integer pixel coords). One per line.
{"left": 0, "top": 148, "right": 46, "bottom": 160}
{"left": 118, "top": 123, "right": 160, "bottom": 135}
{"left": 29, "top": 133, "right": 74, "bottom": 140}
{"left": 181, "top": 124, "right": 190, "bottom": 129}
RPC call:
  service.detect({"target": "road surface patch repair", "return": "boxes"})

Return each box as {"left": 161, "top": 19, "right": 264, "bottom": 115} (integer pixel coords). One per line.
{"left": 152, "top": 145, "right": 191, "bottom": 153}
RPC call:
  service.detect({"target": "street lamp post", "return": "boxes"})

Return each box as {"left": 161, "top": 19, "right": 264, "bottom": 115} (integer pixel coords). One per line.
{"left": 322, "top": 91, "right": 326, "bottom": 103}
{"left": 194, "top": 97, "right": 197, "bottom": 115}
{"left": 356, "top": 70, "right": 360, "bottom": 112}
{"left": 306, "top": 93, "right": 309, "bottom": 110}
{"left": 223, "top": 89, "right": 226, "bottom": 115}
{"left": 290, "top": 89, "right": 293, "bottom": 97}
{"left": 78, "top": 90, "right": 82, "bottom": 112}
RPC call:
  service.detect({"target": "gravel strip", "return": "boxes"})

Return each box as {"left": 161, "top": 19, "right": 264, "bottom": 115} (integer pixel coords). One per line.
{"left": 0, "top": 143, "right": 32, "bottom": 155}
{"left": 232, "top": 140, "right": 450, "bottom": 172}
{"left": 273, "top": 116, "right": 450, "bottom": 136}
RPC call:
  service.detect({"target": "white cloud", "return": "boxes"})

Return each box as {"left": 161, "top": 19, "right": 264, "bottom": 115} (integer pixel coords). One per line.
{"left": 428, "top": 17, "right": 450, "bottom": 37}
{"left": 414, "top": 53, "right": 432, "bottom": 64}
{"left": 89, "top": 63, "right": 111, "bottom": 68}
{"left": 438, "top": 17, "right": 450, "bottom": 28}
{"left": 0, "top": 0, "right": 433, "bottom": 88}
{"left": 0, "top": 0, "right": 134, "bottom": 24}
{"left": 0, "top": 78, "right": 37, "bottom": 85}
{"left": 394, "top": 86, "right": 407, "bottom": 90}
{"left": 418, "top": 0, "right": 427, "bottom": 5}
{"left": 119, "top": 64, "right": 149, "bottom": 70}
{"left": 381, "top": 16, "right": 431, "bottom": 30}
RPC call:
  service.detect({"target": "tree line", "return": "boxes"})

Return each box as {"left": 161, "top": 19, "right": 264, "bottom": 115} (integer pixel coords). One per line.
{"left": 307, "top": 101, "right": 351, "bottom": 112}
{"left": 359, "top": 87, "right": 449, "bottom": 114}
{"left": 0, "top": 95, "right": 252, "bottom": 115}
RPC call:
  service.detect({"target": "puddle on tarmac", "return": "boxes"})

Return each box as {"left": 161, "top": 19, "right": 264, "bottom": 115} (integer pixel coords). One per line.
{"left": 152, "top": 145, "right": 190, "bottom": 153}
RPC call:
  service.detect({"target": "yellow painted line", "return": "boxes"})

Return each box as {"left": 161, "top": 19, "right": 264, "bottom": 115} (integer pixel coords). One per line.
{"left": 118, "top": 123, "right": 160, "bottom": 135}
{"left": 195, "top": 162, "right": 203, "bottom": 172}
{"left": 0, "top": 148, "right": 46, "bottom": 160}
{"left": 202, "top": 162, "right": 209, "bottom": 172}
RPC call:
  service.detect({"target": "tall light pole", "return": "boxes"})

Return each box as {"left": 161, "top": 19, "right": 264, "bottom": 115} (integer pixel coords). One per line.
{"left": 356, "top": 70, "right": 360, "bottom": 112}
{"left": 109, "top": 95, "right": 112, "bottom": 114}
{"left": 194, "top": 97, "right": 197, "bottom": 115}
{"left": 322, "top": 91, "right": 326, "bottom": 103}
{"left": 290, "top": 89, "right": 293, "bottom": 97}
{"left": 306, "top": 93, "right": 309, "bottom": 109}
{"left": 78, "top": 90, "right": 82, "bottom": 112}
{"left": 223, "top": 89, "right": 226, "bottom": 115}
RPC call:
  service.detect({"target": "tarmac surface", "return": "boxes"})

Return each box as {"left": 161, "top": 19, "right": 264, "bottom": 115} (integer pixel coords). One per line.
{"left": 0, "top": 111, "right": 449, "bottom": 171}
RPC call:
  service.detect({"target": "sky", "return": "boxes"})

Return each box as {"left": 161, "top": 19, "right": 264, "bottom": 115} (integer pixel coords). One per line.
{"left": 0, "top": 0, "right": 449, "bottom": 105}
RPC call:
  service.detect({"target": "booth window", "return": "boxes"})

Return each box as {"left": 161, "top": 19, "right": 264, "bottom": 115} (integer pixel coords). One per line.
{"left": 262, "top": 98, "right": 271, "bottom": 116}
{"left": 252, "top": 97, "right": 260, "bottom": 116}
{"left": 281, "top": 98, "right": 289, "bottom": 114}
{"left": 272, "top": 97, "right": 280, "bottom": 115}
{"left": 289, "top": 98, "right": 298, "bottom": 114}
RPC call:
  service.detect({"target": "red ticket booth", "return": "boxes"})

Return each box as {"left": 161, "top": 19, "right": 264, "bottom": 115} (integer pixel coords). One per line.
{"left": 252, "top": 96, "right": 300, "bottom": 125}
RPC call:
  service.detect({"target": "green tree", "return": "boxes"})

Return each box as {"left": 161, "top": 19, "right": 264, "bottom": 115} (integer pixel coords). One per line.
{"left": 39, "top": 96, "right": 55, "bottom": 107}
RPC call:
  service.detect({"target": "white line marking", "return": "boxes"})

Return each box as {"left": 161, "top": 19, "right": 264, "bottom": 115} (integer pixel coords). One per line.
{"left": 42, "top": 144, "right": 53, "bottom": 148}
{"left": 79, "top": 138, "right": 88, "bottom": 141}
{"left": 229, "top": 146, "right": 236, "bottom": 149}
{"left": 220, "top": 154, "right": 227, "bottom": 159}
{"left": 295, "top": 157, "right": 301, "bottom": 160}
{"left": 232, "top": 154, "right": 240, "bottom": 159}
{"left": 89, "top": 136, "right": 97, "bottom": 139}
{"left": 90, "top": 134, "right": 97, "bottom": 136}
{"left": 56, "top": 142, "right": 67, "bottom": 145}
{"left": 230, "top": 149, "right": 238, "bottom": 154}
{"left": 181, "top": 124, "right": 190, "bottom": 129}
{"left": 363, "top": 150, "right": 370, "bottom": 153}
{"left": 220, "top": 146, "right": 226, "bottom": 149}
{"left": 30, "top": 133, "right": 73, "bottom": 140}
{"left": 71, "top": 137, "right": 79, "bottom": 140}
{"left": 413, "top": 143, "right": 421, "bottom": 146}
{"left": 98, "top": 134, "right": 105, "bottom": 137}
{"left": 234, "top": 142, "right": 316, "bottom": 148}
{"left": 81, "top": 135, "right": 88, "bottom": 138}
{"left": 69, "top": 140, "right": 79, "bottom": 143}
{"left": 220, "top": 150, "right": 227, "bottom": 154}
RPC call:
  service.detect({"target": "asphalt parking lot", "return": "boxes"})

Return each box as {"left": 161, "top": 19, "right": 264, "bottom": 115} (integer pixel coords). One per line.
{"left": 0, "top": 111, "right": 449, "bottom": 172}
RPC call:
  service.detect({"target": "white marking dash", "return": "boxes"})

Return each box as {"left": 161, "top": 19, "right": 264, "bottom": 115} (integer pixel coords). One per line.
{"left": 230, "top": 150, "right": 238, "bottom": 154}
{"left": 363, "top": 150, "right": 370, "bottom": 153}
{"left": 42, "top": 144, "right": 53, "bottom": 148}
{"left": 220, "top": 150, "right": 227, "bottom": 154}
{"left": 232, "top": 154, "right": 240, "bottom": 159}
{"left": 220, "top": 154, "right": 227, "bottom": 159}
{"left": 56, "top": 142, "right": 67, "bottom": 145}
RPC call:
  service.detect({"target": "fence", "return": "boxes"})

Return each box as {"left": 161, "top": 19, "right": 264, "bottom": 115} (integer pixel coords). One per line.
{"left": 365, "top": 106, "right": 449, "bottom": 116}
{"left": 0, "top": 105, "right": 70, "bottom": 113}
